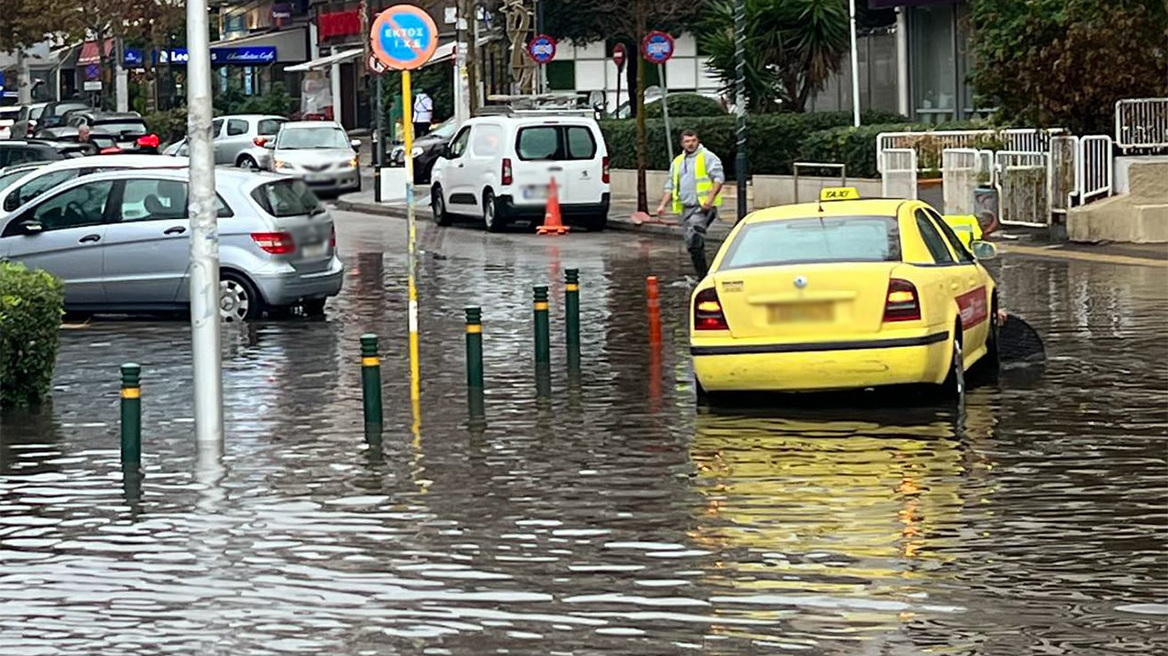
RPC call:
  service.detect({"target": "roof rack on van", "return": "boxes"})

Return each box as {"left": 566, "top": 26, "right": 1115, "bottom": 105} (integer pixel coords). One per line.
{"left": 478, "top": 93, "right": 594, "bottom": 118}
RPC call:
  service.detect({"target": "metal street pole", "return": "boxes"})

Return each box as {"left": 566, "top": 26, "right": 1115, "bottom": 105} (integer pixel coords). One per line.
{"left": 848, "top": 0, "right": 861, "bottom": 127}
{"left": 374, "top": 71, "right": 384, "bottom": 202}
{"left": 186, "top": 0, "right": 224, "bottom": 445}
{"left": 659, "top": 63, "right": 673, "bottom": 161}
{"left": 734, "top": 0, "right": 747, "bottom": 221}
{"left": 402, "top": 70, "right": 420, "bottom": 403}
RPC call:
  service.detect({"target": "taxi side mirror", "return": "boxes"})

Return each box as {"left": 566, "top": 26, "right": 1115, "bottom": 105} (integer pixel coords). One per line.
{"left": 971, "top": 240, "right": 998, "bottom": 260}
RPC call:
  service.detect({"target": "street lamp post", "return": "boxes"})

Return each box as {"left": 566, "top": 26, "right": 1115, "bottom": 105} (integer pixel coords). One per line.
{"left": 186, "top": 0, "right": 224, "bottom": 445}
{"left": 734, "top": 0, "right": 747, "bottom": 221}
{"left": 848, "top": 0, "right": 861, "bottom": 127}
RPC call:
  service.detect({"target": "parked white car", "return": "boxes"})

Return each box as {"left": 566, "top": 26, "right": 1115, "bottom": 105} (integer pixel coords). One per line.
{"left": 429, "top": 113, "right": 611, "bottom": 231}
{"left": 264, "top": 121, "right": 361, "bottom": 198}
{"left": 0, "top": 154, "right": 188, "bottom": 214}
{"left": 0, "top": 107, "right": 20, "bottom": 140}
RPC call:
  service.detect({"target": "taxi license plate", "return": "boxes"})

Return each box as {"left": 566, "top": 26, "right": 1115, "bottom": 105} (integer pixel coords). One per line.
{"left": 301, "top": 242, "right": 328, "bottom": 259}
{"left": 769, "top": 302, "right": 834, "bottom": 323}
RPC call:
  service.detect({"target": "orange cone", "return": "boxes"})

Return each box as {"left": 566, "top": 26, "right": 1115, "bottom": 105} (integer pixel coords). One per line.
{"left": 537, "top": 178, "right": 570, "bottom": 235}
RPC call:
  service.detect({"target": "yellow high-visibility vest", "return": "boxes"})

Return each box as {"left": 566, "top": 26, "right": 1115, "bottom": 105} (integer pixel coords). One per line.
{"left": 671, "top": 149, "right": 723, "bottom": 212}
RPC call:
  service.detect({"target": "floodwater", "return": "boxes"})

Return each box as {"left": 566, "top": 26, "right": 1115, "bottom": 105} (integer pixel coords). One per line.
{"left": 1, "top": 212, "right": 1165, "bottom": 655}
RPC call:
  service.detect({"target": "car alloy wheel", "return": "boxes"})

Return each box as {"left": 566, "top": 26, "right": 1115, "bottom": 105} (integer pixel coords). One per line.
{"left": 239, "top": 156, "right": 259, "bottom": 171}
{"left": 220, "top": 278, "right": 253, "bottom": 322}
{"left": 948, "top": 335, "right": 965, "bottom": 398}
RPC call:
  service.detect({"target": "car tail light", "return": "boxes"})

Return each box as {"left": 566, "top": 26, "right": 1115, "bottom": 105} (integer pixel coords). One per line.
{"left": 883, "top": 278, "right": 921, "bottom": 322}
{"left": 694, "top": 288, "right": 729, "bottom": 331}
{"left": 253, "top": 137, "right": 267, "bottom": 147}
{"left": 602, "top": 156, "right": 610, "bottom": 184}
{"left": 329, "top": 226, "right": 336, "bottom": 249}
{"left": 136, "top": 133, "right": 160, "bottom": 148}
{"left": 251, "top": 232, "right": 296, "bottom": 255}
{"left": 99, "top": 146, "right": 123, "bottom": 155}
{"left": 501, "top": 157, "right": 513, "bottom": 185}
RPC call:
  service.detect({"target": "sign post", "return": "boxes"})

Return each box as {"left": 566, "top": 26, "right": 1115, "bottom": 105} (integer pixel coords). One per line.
{"left": 527, "top": 34, "right": 557, "bottom": 94}
{"left": 642, "top": 31, "right": 676, "bottom": 160}
{"left": 612, "top": 43, "right": 626, "bottom": 117}
{"left": 371, "top": 4, "right": 439, "bottom": 404}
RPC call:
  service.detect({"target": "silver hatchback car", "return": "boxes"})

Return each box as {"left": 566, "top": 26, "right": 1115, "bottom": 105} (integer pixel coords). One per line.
{"left": 0, "top": 168, "right": 343, "bottom": 320}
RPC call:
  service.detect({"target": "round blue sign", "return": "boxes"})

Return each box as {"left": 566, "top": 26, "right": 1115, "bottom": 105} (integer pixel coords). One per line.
{"left": 527, "top": 34, "right": 557, "bottom": 64}
{"left": 641, "top": 31, "right": 675, "bottom": 64}
{"left": 371, "top": 5, "right": 438, "bottom": 70}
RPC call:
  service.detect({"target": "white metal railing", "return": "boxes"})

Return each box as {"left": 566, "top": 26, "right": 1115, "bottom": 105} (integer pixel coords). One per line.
{"left": 1115, "top": 98, "right": 1168, "bottom": 151}
{"left": 995, "top": 151, "right": 1050, "bottom": 227}
{"left": 941, "top": 148, "right": 991, "bottom": 215}
{"left": 1049, "top": 135, "right": 1078, "bottom": 214}
{"left": 881, "top": 148, "right": 918, "bottom": 200}
{"left": 877, "top": 128, "right": 1065, "bottom": 173}
{"left": 1078, "top": 135, "right": 1113, "bottom": 202}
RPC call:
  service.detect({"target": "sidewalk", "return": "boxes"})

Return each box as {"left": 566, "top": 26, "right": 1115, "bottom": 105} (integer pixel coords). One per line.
{"left": 333, "top": 187, "right": 737, "bottom": 241}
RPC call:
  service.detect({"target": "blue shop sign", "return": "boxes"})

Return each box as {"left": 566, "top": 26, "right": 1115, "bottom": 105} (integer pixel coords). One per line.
{"left": 124, "top": 48, "right": 144, "bottom": 67}
{"left": 156, "top": 49, "right": 190, "bottom": 65}
{"left": 211, "top": 47, "right": 277, "bottom": 65}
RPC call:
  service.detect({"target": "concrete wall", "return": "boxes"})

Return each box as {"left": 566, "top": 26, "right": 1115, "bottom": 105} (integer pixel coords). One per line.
{"left": 753, "top": 174, "right": 883, "bottom": 208}
{"left": 1068, "top": 161, "right": 1168, "bottom": 243}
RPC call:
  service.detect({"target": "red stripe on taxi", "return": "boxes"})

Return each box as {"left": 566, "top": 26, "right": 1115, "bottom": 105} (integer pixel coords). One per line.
{"left": 957, "top": 286, "right": 988, "bottom": 329}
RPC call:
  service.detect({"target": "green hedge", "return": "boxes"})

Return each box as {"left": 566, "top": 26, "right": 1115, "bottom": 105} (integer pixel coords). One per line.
{"left": 799, "top": 121, "right": 979, "bottom": 178}
{"left": 599, "top": 110, "right": 907, "bottom": 176}
{"left": 144, "top": 108, "right": 188, "bottom": 146}
{"left": 0, "top": 262, "right": 64, "bottom": 408}
{"left": 643, "top": 94, "right": 727, "bottom": 118}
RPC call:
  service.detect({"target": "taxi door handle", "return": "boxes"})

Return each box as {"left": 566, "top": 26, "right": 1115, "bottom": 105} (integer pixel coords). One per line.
{"left": 950, "top": 282, "right": 959, "bottom": 291}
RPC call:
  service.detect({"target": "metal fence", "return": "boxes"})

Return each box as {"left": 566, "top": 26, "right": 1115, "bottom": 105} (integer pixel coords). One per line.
{"left": 941, "top": 148, "right": 991, "bottom": 215}
{"left": 881, "top": 149, "right": 918, "bottom": 200}
{"left": 1115, "top": 98, "right": 1168, "bottom": 151}
{"left": 877, "top": 128, "right": 1065, "bottom": 173}
{"left": 1049, "top": 136, "right": 1078, "bottom": 215}
{"left": 1078, "top": 135, "right": 1114, "bottom": 202}
{"left": 995, "top": 151, "right": 1050, "bottom": 227}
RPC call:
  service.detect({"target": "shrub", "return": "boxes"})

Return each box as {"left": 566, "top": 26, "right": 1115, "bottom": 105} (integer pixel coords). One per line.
{"left": 798, "top": 121, "right": 980, "bottom": 178}
{"left": 643, "top": 94, "right": 727, "bottom": 118}
{"left": 0, "top": 262, "right": 64, "bottom": 408}
{"left": 599, "top": 110, "right": 907, "bottom": 176}
{"left": 143, "top": 107, "right": 188, "bottom": 146}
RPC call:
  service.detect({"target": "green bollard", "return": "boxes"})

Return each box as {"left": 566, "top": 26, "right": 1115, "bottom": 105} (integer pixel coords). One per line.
{"left": 120, "top": 363, "right": 141, "bottom": 467}
{"left": 465, "top": 307, "right": 484, "bottom": 391}
{"left": 360, "top": 334, "right": 383, "bottom": 428}
{"left": 533, "top": 285, "right": 550, "bottom": 367}
{"left": 564, "top": 269, "right": 580, "bottom": 369}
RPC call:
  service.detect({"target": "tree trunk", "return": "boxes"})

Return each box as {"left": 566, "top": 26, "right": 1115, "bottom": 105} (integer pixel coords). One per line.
{"left": 16, "top": 50, "right": 32, "bottom": 104}
{"left": 634, "top": 3, "right": 648, "bottom": 212}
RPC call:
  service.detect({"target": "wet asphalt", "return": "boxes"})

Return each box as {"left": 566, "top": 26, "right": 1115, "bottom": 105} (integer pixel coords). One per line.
{"left": 0, "top": 209, "right": 1165, "bottom": 655}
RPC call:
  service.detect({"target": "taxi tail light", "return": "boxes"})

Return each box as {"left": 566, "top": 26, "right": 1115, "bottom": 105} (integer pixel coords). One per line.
{"left": 136, "top": 133, "right": 160, "bottom": 148}
{"left": 501, "top": 157, "right": 513, "bottom": 185}
{"left": 602, "top": 156, "right": 610, "bottom": 184}
{"left": 694, "top": 288, "right": 729, "bottom": 331}
{"left": 883, "top": 278, "right": 921, "bottom": 322}
{"left": 251, "top": 231, "right": 296, "bottom": 255}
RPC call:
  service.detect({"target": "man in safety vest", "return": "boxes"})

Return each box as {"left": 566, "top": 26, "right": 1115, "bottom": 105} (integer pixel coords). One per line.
{"left": 655, "top": 129, "right": 725, "bottom": 278}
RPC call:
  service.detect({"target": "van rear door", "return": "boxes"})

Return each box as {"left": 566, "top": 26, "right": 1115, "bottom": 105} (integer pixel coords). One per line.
{"left": 512, "top": 123, "right": 606, "bottom": 206}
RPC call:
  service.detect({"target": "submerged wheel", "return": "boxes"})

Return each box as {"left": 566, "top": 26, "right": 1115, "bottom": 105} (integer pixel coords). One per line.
{"left": 220, "top": 273, "right": 262, "bottom": 322}
{"left": 941, "top": 326, "right": 965, "bottom": 400}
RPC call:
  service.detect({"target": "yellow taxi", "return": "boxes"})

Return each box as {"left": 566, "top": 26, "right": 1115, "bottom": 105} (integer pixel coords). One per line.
{"left": 690, "top": 188, "right": 1000, "bottom": 399}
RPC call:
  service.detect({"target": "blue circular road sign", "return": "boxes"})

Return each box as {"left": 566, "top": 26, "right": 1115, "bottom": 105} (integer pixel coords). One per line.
{"left": 527, "top": 34, "right": 557, "bottom": 64}
{"left": 371, "top": 5, "right": 439, "bottom": 71}
{"left": 642, "top": 30, "right": 675, "bottom": 64}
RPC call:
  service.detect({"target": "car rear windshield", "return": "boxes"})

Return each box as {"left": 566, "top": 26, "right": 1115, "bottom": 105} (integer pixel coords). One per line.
{"left": 720, "top": 216, "right": 900, "bottom": 269}
{"left": 48, "top": 103, "right": 88, "bottom": 117}
{"left": 251, "top": 179, "right": 325, "bottom": 217}
{"left": 257, "top": 118, "right": 286, "bottom": 135}
{"left": 93, "top": 120, "right": 148, "bottom": 136}
{"left": 515, "top": 125, "right": 597, "bottom": 161}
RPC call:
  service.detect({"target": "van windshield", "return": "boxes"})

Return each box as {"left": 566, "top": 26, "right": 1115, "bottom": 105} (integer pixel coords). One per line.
{"left": 720, "top": 216, "right": 900, "bottom": 269}
{"left": 278, "top": 127, "right": 350, "bottom": 150}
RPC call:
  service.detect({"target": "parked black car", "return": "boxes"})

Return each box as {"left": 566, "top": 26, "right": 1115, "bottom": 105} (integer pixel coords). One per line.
{"left": 389, "top": 117, "right": 457, "bottom": 184}
{"left": 0, "top": 140, "right": 77, "bottom": 170}
{"left": 33, "top": 99, "right": 92, "bottom": 133}
{"left": 66, "top": 111, "right": 160, "bottom": 154}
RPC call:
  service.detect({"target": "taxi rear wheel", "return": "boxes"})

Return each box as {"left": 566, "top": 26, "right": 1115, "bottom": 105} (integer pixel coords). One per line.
{"left": 985, "top": 297, "right": 1001, "bottom": 370}
{"left": 941, "top": 326, "right": 965, "bottom": 400}
{"left": 695, "top": 377, "right": 710, "bottom": 405}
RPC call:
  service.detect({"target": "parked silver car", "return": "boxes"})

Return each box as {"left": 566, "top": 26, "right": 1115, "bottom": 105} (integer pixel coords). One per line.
{"left": 266, "top": 121, "right": 360, "bottom": 197}
{"left": 162, "top": 114, "right": 286, "bottom": 169}
{"left": 0, "top": 168, "right": 343, "bottom": 320}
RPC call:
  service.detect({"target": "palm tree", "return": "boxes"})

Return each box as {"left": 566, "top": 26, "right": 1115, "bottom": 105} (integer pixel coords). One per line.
{"left": 699, "top": 0, "right": 850, "bottom": 113}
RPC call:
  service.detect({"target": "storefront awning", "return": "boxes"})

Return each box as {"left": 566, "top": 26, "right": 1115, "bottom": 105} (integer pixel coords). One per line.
{"left": 211, "top": 26, "right": 307, "bottom": 63}
{"left": 78, "top": 40, "right": 114, "bottom": 66}
{"left": 284, "top": 48, "right": 363, "bottom": 72}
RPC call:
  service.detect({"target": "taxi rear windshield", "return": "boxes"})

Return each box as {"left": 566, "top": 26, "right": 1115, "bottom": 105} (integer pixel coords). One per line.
{"left": 720, "top": 216, "right": 900, "bottom": 269}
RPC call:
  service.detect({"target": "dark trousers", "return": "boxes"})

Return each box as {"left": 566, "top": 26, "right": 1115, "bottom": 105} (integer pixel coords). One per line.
{"left": 413, "top": 122, "right": 430, "bottom": 138}
{"left": 681, "top": 205, "right": 717, "bottom": 277}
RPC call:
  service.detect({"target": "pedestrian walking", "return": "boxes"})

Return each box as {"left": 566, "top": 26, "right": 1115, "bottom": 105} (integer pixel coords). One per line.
{"left": 413, "top": 88, "right": 434, "bottom": 137}
{"left": 655, "top": 129, "right": 725, "bottom": 278}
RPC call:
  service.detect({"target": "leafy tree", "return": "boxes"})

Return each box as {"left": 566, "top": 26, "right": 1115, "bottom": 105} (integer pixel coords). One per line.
{"left": 543, "top": 0, "right": 703, "bottom": 211}
{"left": 0, "top": 0, "right": 68, "bottom": 102}
{"left": 971, "top": 0, "right": 1168, "bottom": 134}
{"left": 697, "top": 0, "right": 850, "bottom": 113}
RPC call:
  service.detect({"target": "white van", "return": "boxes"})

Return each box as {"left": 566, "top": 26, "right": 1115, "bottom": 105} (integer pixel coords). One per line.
{"left": 429, "top": 112, "right": 610, "bottom": 231}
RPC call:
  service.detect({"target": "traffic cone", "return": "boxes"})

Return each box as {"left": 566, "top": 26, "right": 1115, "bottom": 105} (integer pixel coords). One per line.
{"left": 537, "top": 178, "right": 570, "bottom": 235}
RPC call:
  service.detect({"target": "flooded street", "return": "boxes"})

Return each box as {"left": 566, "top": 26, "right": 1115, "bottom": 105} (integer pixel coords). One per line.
{"left": 1, "top": 211, "right": 1165, "bottom": 655}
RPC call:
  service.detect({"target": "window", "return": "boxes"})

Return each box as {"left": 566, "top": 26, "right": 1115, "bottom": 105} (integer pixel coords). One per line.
{"left": 67, "top": 115, "right": 86, "bottom": 127}
{"left": 516, "top": 127, "right": 558, "bottom": 160}
{"left": 915, "top": 209, "right": 955, "bottom": 264}
{"left": 277, "top": 127, "right": 350, "bottom": 149}
{"left": 29, "top": 181, "right": 114, "bottom": 231}
{"left": 720, "top": 216, "right": 899, "bottom": 269}
{"left": 4, "top": 169, "right": 84, "bottom": 212}
{"left": 92, "top": 120, "right": 147, "bottom": 137}
{"left": 212, "top": 119, "right": 224, "bottom": 137}
{"left": 227, "top": 119, "right": 249, "bottom": 136}
{"left": 470, "top": 124, "right": 504, "bottom": 157}
{"left": 927, "top": 208, "right": 974, "bottom": 263}
{"left": 118, "top": 178, "right": 188, "bottom": 222}
{"left": 565, "top": 126, "right": 596, "bottom": 159}
{"left": 252, "top": 179, "right": 324, "bottom": 217}
{"left": 448, "top": 126, "right": 471, "bottom": 158}
{"left": 257, "top": 119, "right": 285, "bottom": 136}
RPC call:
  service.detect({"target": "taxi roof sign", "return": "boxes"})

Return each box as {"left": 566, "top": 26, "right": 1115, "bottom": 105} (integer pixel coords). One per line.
{"left": 819, "top": 187, "right": 860, "bottom": 201}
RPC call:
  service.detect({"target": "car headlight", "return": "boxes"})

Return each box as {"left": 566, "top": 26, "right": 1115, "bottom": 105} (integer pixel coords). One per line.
{"left": 348, "top": 157, "right": 359, "bottom": 169}
{"left": 274, "top": 160, "right": 293, "bottom": 170}
{"left": 410, "top": 146, "right": 423, "bottom": 158}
